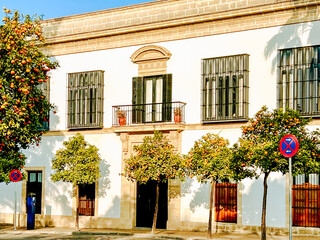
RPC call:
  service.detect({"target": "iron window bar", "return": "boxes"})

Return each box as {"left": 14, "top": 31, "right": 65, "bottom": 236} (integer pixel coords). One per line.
{"left": 278, "top": 46, "right": 320, "bottom": 117}
{"left": 67, "top": 70, "right": 104, "bottom": 129}
{"left": 201, "top": 54, "right": 249, "bottom": 123}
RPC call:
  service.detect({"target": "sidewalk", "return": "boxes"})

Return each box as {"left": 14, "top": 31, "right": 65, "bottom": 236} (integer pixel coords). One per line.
{"left": 1, "top": 225, "right": 320, "bottom": 239}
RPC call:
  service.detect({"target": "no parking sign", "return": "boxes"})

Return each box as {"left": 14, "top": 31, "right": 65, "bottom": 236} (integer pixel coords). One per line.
{"left": 279, "top": 134, "right": 299, "bottom": 158}
{"left": 9, "top": 169, "right": 22, "bottom": 182}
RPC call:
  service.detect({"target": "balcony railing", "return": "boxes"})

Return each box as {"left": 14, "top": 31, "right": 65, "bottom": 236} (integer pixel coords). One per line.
{"left": 112, "top": 101, "right": 186, "bottom": 126}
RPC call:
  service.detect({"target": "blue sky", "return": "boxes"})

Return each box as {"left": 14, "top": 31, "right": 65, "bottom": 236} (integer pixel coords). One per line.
{"left": 1, "top": 0, "right": 154, "bottom": 20}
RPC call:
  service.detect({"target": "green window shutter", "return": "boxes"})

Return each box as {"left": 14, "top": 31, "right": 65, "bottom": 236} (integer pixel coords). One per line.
{"left": 37, "top": 78, "right": 50, "bottom": 131}
{"left": 132, "top": 77, "right": 143, "bottom": 123}
{"left": 162, "top": 74, "right": 172, "bottom": 121}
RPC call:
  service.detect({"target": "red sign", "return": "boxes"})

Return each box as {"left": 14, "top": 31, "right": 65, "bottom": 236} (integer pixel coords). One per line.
{"left": 279, "top": 134, "right": 299, "bottom": 158}
{"left": 9, "top": 169, "right": 22, "bottom": 182}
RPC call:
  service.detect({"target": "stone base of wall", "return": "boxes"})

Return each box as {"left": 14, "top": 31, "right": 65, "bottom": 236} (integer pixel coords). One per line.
{"left": 217, "top": 224, "right": 320, "bottom": 237}
{"left": 170, "top": 220, "right": 320, "bottom": 236}
{"left": 2, "top": 213, "right": 320, "bottom": 236}
{"left": 4, "top": 213, "right": 132, "bottom": 229}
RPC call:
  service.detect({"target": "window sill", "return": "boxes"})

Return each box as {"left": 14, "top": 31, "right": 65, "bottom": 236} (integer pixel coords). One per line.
{"left": 202, "top": 118, "right": 249, "bottom": 124}
{"left": 67, "top": 126, "right": 103, "bottom": 131}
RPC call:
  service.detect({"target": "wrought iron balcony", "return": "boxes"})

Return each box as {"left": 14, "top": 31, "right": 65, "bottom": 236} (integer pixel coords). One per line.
{"left": 112, "top": 101, "right": 186, "bottom": 126}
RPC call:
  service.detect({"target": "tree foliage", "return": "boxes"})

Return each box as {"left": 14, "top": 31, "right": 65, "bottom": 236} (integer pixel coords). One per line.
{"left": 231, "top": 106, "right": 320, "bottom": 240}
{"left": 231, "top": 106, "right": 320, "bottom": 179}
{"left": 123, "top": 131, "right": 183, "bottom": 184}
{"left": 184, "top": 133, "right": 231, "bottom": 182}
{"left": 184, "top": 133, "right": 231, "bottom": 237}
{"left": 0, "top": 9, "right": 58, "bottom": 182}
{"left": 51, "top": 133, "right": 101, "bottom": 185}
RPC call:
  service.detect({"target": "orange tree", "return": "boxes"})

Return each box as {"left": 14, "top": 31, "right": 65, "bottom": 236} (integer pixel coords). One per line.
{"left": 184, "top": 133, "right": 231, "bottom": 237}
{"left": 122, "top": 131, "right": 183, "bottom": 234}
{"left": 230, "top": 106, "right": 320, "bottom": 240}
{"left": 0, "top": 9, "right": 58, "bottom": 182}
{"left": 51, "top": 133, "right": 102, "bottom": 230}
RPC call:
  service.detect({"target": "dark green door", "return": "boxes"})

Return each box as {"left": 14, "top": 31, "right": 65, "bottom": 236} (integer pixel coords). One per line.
{"left": 26, "top": 171, "right": 42, "bottom": 214}
{"left": 136, "top": 181, "right": 168, "bottom": 229}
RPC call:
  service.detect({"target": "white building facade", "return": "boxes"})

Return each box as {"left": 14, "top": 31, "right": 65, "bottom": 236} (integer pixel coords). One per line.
{"left": 1, "top": 0, "right": 320, "bottom": 235}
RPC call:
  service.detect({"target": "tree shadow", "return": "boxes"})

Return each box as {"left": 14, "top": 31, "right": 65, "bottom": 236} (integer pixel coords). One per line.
{"left": 181, "top": 178, "right": 209, "bottom": 213}
{"left": 104, "top": 196, "right": 120, "bottom": 217}
{"left": 241, "top": 172, "right": 286, "bottom": 228}
{"left": 264, "top": 2, "right": 319, "bottom": 73}
{"left": 98, "top": 159, "right": 111, "bottom": 198}
{"left": 189, "top": 183, "right": 210, "bottom": 212}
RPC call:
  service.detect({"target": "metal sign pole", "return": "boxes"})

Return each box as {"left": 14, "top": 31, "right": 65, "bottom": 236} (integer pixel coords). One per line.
{"left": 279, "top": 134, "right": 299, "bottom": 240}
{"left": 14, "top": 182, "right": 16, "bottom": 231}
{"left": 9, "top": 169, "right": 22, "bottom": 231}
{"left": 289, "top": 157, "right": 292, "bottom": 240}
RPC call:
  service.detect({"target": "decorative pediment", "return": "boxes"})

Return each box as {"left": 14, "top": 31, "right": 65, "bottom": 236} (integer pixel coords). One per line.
{"left": 131, "top": 45, "right": 172, "bottom": 63}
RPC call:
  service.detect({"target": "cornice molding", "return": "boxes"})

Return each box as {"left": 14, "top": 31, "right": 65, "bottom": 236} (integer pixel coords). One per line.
{"left": 43, "top": 0, "right": 320, "bottom": 46}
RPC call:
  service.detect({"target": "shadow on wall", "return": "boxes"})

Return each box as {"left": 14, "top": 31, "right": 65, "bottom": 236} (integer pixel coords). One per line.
{"left": 45, "top": 180, "right": 73, "bottom": 218}
{"left": 241, "top": 173, "right": 286, "bottom": 228}
{"left": 1, "top": 185, "right": 15, "bottom": 213}
{"left": 104, "top": 196, "right": 120, "bottom": 217}
{"left": 98, "top": 159, "right": 111, "bottom": 198}
{"left": 264, "top": 1, "right": 319, "bottom": 72}
{"left": 181, "top": 178, "right": 210, "bottom": 213}
{"left": 49, "top": 100, "right": 61, "bottom": 131}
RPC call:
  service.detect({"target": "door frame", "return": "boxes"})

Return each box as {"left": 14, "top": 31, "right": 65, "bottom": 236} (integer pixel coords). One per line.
{"left": 136, "top": 180, "right": 168, "bottom": 229}
{"left": 21, "top": 166, "right": 45, "bottom": 227}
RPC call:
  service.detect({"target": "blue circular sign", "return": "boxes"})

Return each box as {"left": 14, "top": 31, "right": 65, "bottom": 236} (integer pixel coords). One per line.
{"left": 279, "top": 134, "right": 299, "bottom": 158}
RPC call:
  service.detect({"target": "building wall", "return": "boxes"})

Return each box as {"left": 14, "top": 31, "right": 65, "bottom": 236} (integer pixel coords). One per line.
{"left": 1, "top": 0, "right": 320, "bottom": 234}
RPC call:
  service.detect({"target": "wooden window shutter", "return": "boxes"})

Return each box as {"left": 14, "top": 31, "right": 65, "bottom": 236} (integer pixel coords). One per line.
{"left": 162, "top": 74, "right": 172, "bottom": 122}
{"left": 132, "top": 77, "right": 143, "bottom": 123}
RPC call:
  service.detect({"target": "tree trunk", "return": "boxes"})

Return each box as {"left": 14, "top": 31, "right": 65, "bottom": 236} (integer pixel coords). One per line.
{"left": 151, "top": 182, "right": 160, "bottom": 234}
{"left": 261, "top": 172, "right": 270, "bottom": 240}
{"left": 208, "top": 179, "right": 215, "bottom": 238}
{"left": 75, "top": 184, "right": 80, "bottom": 231}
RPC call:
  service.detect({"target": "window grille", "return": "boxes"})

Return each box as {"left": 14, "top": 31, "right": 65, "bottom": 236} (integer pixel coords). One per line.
{"left": 67, "top": 71, "right": 104, "bottom": 129}
{"left": 278, "top": 46, "right": 320, "bottom": 116}
{"left": 215, "top": 182, "right": 237, "bottom": 223}
{"left": 201, "top": 54, "right": 249, "bottom": 122}
{"left": 293, "top": 174, "right": 320, "bottom": 227}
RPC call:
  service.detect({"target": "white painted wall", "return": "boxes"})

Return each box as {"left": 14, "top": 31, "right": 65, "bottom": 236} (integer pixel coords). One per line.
{"left": 241, "top": 173, "right": 286, "bottom": 227}
{"left": 0, "top": 181, "right": 22, "bottom": 214}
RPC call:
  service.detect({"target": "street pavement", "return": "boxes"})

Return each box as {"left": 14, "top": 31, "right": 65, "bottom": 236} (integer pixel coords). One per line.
{"left": 1, "top": 225, "right": 320, "bottom": 240}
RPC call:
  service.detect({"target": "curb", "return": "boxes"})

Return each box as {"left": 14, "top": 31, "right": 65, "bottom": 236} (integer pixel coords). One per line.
{"left": 0, "top": 230, "right": 73, "bottom": 235}
{"left": 73, "top": 231, "right": 133, "bottom": 236}
{"left": 73, "top": 232, "right": 185, "bottom": 240}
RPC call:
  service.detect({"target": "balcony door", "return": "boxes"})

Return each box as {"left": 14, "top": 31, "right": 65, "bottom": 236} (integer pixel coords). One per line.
{"left": 132, "top": 74, "right": 172, "bottom": 124}
{"left": 145, "top": 76, "right": 163, "bottom": 122}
